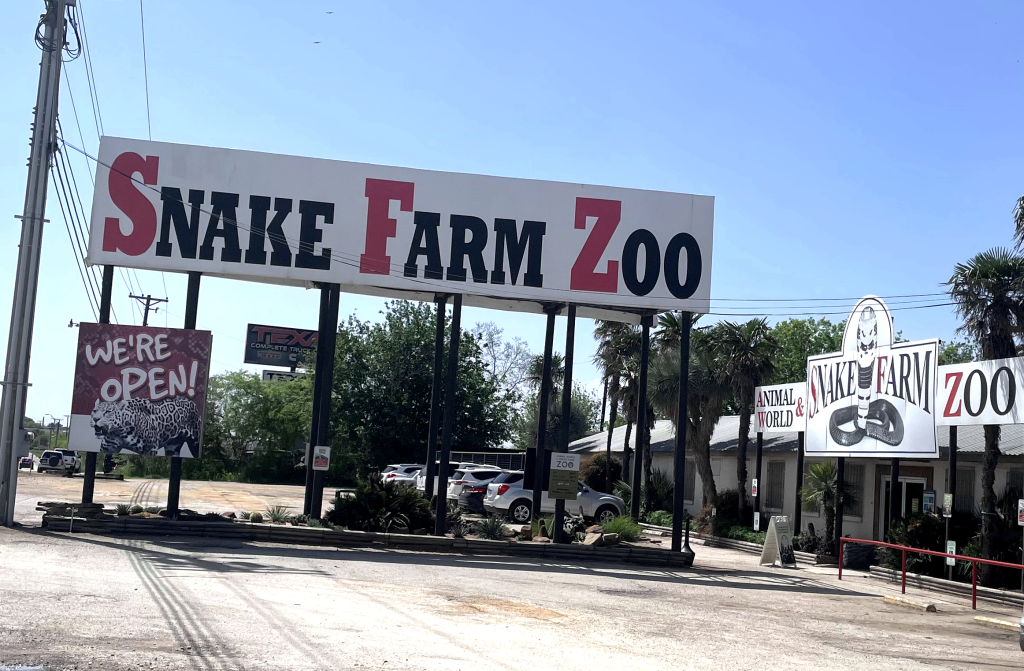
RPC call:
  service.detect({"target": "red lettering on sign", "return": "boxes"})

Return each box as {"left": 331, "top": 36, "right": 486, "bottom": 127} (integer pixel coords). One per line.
{"left": 103, "top": 152, "right": 160, "bottom": 255}
{"left": 943, "top": 371, "right": 964, "bottom": 417}
{"left": 876, "top": 355, "right": 888, "bottom": 393}
{"left": 570, "top": 198, "right": 620, "bottom": 292}
{"left": 360, "top": 178, "right": 414, "bottom": 275}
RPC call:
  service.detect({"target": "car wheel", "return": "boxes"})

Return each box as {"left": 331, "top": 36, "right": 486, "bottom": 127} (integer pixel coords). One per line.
{"left": 509, "top": 499, "right": 532, "bottom": 524}
{"left": 595, "top": 505, "right": 618, "bottom": 526}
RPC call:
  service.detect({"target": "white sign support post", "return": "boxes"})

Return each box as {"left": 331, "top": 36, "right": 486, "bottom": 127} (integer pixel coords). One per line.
{"left": 1018, "top": 499, "right": 1024, "bottom": 592}
{"left": 753, "top": 432, "right": 762, "bottom": 530}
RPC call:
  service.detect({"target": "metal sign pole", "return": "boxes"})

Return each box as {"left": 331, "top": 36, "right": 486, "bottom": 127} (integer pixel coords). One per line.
{"left": 889, "top": 457, "right": 901, "bottom": 537}
{"left": 553, "top": 305, "right": 576, "bottom": 543}
{"left": 753, "top": 431, "right": 763, "bottom": 529}
{"left": 81, "top": 265, "right": 114, "bottom": 505}
{"left": 671, "top": 311, "right": 692, "bottom": 553}
{"left": 794, "top": 431, "right": 804, "bottom": 534}
{"left": 423, "top": 294, "right": 448, "bottom": 501}
{"left": 166, "top": 271, "right": 201, "bottom": 519}
{"left": 946, "top": 425, "right": 958, "bottom": 581}
{"left": 303, "top": 286, "right": 331, "bottom": 516}
{"left": 835, "top": 456, "right": 846, "bottom": 558}
{"left": 310, "top": 284, "right": 340, "bottom": 518}
{"left": 433, "top": 294, "right": 462, "bottom": 536}
{"left": 630, "top": 316, "right": 651, "bottom": 520}
{"left": 531, "top": 306, "right": 558, "bottom": 524}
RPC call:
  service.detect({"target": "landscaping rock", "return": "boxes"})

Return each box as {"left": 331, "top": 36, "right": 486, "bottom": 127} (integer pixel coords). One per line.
{"left": 585, "top": 525, "right": 604, "bottom": 534}
{"left": 603, "top": 533, "right": 620, "bottom": 546}
{"left": 582, "top": 532, "right": 603, "bottom": 546}
{"left": 222, "top": 511, "right": 236, "bottom": 519}
{"left": 533, "top": 536, "right": 551, "bottom": 543}
{"left": 519, "top": 527, "right": 533, "bottom": 541}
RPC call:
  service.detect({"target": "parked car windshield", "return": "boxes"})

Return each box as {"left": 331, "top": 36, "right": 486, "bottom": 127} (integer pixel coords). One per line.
{"left": 492, "top": 472, "right": 523, "bottom": 485}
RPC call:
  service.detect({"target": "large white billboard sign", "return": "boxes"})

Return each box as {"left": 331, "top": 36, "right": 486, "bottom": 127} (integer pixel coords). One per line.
{"left": 753, "top": 382, "right": 807, "bottom": 434}
{"left": 86, "top": 137, "right": 714, "bottom": 321}
{"left": 806, "top": 296, "right": 938, "bottom": 458}
{"left": 937, "top": 357, "right": 1024, "bottom": 426}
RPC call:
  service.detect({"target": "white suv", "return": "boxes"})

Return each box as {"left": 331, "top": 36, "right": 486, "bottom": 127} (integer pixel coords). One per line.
{"left": 446, "top": 467, "right": 504, "bottom": 503}
{"left": 415, "top": 462, "right": 477, "bottom": 495}
{"left": 38, "top": 450, "right": 81, "bottom": 475}
{"left": 484, "top": 475, "right": 625, "bottom": 525}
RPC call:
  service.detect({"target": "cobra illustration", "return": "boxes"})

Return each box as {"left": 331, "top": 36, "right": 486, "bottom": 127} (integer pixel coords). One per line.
{"left": 828, "top": 306, "right": 905, "bottom": 446}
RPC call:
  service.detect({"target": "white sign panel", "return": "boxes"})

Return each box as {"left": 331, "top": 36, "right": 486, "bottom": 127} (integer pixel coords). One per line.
{"left": 806, "top": 296, "right": 938, "bottom": 458}
{"left": 87, "top": 137, "right": 715, "bottom": 321}
{"left": 754, "top": 382, "right": 807, "bottom": 434}
{"left": 759, "top": 515, "right": 797, "bottom": 567}
{"left": 312, "top": 445, "right": 331, "bottom": 471}
{"left": 937, "top": 357, "right": 1024, "bottom": 426}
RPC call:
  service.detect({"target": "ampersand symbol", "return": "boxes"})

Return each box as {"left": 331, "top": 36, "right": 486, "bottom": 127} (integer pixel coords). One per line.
{"left": 795, "top": 398, "right": 804, "bottom": 417}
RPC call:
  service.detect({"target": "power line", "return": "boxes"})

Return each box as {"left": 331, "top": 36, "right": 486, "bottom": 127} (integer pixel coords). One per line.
{"left": 58, "top": 139, "right": 959, "bottom": 321}
{"left": 75, "top": 0, "right": 104, "bottom": 138}
{"left": 139, "top": 0, "right": 152, "bottom": 140}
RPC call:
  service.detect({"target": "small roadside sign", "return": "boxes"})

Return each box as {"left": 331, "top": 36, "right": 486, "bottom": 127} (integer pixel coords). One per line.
{"left": 548, "top": 452, "right": 580, "bottom": 500}
{"left": 1018, "top": 499, "right": 1024, "bottom": 526}
{"left": 942, "top": 493, "right": 953, "bottom": 518}
{"left": 753, "top": 511, "right": 760, "bottom": 531}
{"left": 923, "top": 490, "right": 935, "bottom": 514}
{"left": 759, "top": 515, "right": 797, "bottom": 568}
{"left": 312, "top": 445, "right": 331, "bottom": 471}
{"left": 946, "top": 540, "right": 956, "bottom": 567}
{"left": 751, "top": 478, "right": 758, "bottom": 497}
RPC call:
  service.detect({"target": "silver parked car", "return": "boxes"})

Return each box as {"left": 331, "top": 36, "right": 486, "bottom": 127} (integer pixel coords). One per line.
{"left": 380, "top": 464, "right": 423, "bottom": 486}
{"left": 483, "top": 474, "right": 625, "bottom": 525}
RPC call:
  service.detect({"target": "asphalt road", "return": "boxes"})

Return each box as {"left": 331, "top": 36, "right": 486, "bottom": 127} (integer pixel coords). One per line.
{"left": 2, "top": 522, "right": 1023, "bottom": 671}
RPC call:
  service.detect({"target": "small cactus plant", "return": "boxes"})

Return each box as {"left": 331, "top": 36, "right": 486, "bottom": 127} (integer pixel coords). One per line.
{"left": 249, "top": 512, "right": 264, "bottom": 524}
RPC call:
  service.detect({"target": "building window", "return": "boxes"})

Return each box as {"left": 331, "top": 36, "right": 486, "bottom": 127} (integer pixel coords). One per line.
{"left": 684, "top": 460, "right": 695, "bottom": 503}
{"left": 843, "top": 463, "right": 865, "bottom": 518}
{"left": 956, "top": 468, "right": 975, "bottom": 513}
{"left": 765, "top": 461, "right": 785, "bottom": 510}
{"left": 1008, "top": 468, "right": 1023, "bottom": 496}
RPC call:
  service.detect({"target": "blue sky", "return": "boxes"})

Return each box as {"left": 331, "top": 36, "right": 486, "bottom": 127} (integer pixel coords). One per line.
{"left": 1, "top": 1, "right": 1022, "bottom": 421}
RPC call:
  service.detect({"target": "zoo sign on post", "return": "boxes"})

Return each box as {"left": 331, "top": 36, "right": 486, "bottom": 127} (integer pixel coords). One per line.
{"left": 68, "top": 323, "right": 212, "bottom": 458}
{"left": 936, "top": 357, "right": 1024, "bottom": 426}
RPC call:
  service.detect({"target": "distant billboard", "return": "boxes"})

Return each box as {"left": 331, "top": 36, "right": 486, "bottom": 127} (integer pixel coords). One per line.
{"left": 68, "top": 323, "right": 212, "bottom": 457}
{"left": 262, "top": 370, "right": 306, "bottom": 382}
{"left": 244, "top": 323, "right": 317, "bottom": 368}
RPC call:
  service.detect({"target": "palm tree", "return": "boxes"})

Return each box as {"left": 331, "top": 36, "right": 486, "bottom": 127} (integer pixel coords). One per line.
{"left": 799, "top": 461, "right": 840, "bottom": 553}
{"left": 648, "top": 326, "right": 730, "bottom": 506}
{"left": 946, "top": 247, "right": 1024, "bottom": 585}
{"left": 710, "top": 318, "right": 777, "bottom": 515}
{"left": 594, "top": 321, "right": 640, "bottom": 481}
{"left": 1014, "top": 196, "right": 1024, "bottom": 249}
{"left": 524, "top": 353, "right": 564, "bottom": 450}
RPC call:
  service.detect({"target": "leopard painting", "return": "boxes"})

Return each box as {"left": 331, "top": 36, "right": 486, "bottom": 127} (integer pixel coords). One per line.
{"left": 90, "top": 397, "right": 202, "bottom": 457}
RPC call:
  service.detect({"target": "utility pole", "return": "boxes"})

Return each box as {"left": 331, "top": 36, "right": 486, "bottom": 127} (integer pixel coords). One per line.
{"left": 0, "top": 0, "right": 68, "bottom": 527}
{"left": 129, "top": 294, "right": 168, "bottom": 326}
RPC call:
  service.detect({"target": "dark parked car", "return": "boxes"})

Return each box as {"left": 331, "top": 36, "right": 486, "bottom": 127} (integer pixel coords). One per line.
{"left": 18, "top": 455, "right": 33, "bottom": 470}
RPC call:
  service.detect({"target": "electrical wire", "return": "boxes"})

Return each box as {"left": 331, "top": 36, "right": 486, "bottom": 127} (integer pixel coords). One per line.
{"left": 50, "top": 163, "right": 98, "bottom": 320}
{"left": 58, "top": 138, "right": 957, "bottom": 320}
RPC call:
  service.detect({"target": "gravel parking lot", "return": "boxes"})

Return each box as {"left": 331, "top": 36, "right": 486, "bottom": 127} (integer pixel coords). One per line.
{"left": 3, "top": 472, "right": 1024, "bottom": 670}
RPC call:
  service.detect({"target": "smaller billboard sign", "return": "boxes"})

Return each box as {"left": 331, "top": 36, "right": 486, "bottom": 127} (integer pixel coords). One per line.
{"left": 937, "top": 357, "right": 1024, "bottom": 426}
{"left": 68, "top": 323, "right": 212, "bottom": 457}
{"left": 244, "top": 323, "right": 317, "bottom": 368}
{"left": 262, "top": 370, "right": 306, "bottom": 383}
{"left": 548, "top": 452, "right": 580, "bottom": 500}
{"left": 754, "top": 382, "right": 807, "bottom": 434}
{"left": 943, "top": 493, "right": 953, "bottom": 518}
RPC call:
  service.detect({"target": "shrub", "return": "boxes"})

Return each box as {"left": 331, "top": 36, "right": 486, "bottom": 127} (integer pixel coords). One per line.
{"left": 115, "top": 504, "right": 131, "bottom": 517}
{"left": 249, "top": 512, "right": 264, "bottom": 524}
{"left": 306, "top": 518, "right": 323, "bottom": 528}
{"left": 693, "top": 504, "right": 714, "bottom": 533}
{"left": 326, "top": 473, "right": 432, "bottom": 533}
{"left": 290, "top": 513, "right": 310, "bottom": 526}
{"left": 644, "top": 469, "right": 674, "bottom": 514}
{"left": 129, "top": 505, "right": 144, "bottom": 515}
{"left": 602, "top": 515, "right": 641, "bottom": 542}
{"left": 265, "top": 505, "right": 291, "bottom": 524}
{"left": 794, "top": 531, "right": 829, "bottom": 555}
{"left": 477, "top": 515, "right": 507, "bottom": 540}
{"left": 144, "top": 506, "right": 161, "bottom": 514}
{"left": 878, "top": 513, "right": 946, "bottom": 578}
{"left": 239, "top": 510, "right": 251, "bottom": 520}
{"left": 579, "top": 453, "right": 622, "bottom": 493}
{"left": 645, "top": 510, "right": 673, "bottom": 527}
{"left": 613, "top": 480, "right": 634, "bottom": 510}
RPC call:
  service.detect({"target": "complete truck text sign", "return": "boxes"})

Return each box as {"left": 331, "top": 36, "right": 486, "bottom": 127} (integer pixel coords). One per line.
{"left": 86, "top": 137, "right": 714, "bottom": 318}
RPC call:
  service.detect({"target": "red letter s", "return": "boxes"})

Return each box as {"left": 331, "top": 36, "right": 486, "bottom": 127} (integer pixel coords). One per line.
{"left": 102, "top": 152, "right": 159, "bottom": 255}
{"left": 360, "top": 178, "right": 414, "bottom": 275}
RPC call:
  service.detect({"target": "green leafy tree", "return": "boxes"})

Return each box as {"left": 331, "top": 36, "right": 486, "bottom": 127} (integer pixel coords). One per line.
{"left": 710, "top": 318, "right": 777, "bottom": 513}
{"left": 945, "top": 247, "right": 1024, "bottom": 585}
{"left": 938, "top": 339, "right": 979, "bottom": 365}
{"left": 769, "top": 318, "right": 844, "bottom": 383}
{"left": 325, "top": 301, "right": 513, "bottom": 472}
{"left": 513, "top": 382, "right": 599, "bottom": 451}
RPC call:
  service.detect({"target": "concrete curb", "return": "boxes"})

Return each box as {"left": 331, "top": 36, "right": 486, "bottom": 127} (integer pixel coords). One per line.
{"left": 42, "top": 517, "right": 696, "bottom": 568}
{"left": 867, "top": 566, "right": 1024, "bottom": 610}
{"left": 883, "top": 595, "right": 937, "bottom": 612}
{"left": 973, "top": 616, "right": 1020, "bottom": 632}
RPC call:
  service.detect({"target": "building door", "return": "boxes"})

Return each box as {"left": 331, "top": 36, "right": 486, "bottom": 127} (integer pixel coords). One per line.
{"left": 880, "top": 476, "right": 928, "bottom": 539}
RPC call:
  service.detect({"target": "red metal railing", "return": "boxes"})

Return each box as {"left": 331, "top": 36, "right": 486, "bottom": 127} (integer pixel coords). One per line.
{"left": 838, "top": 537, "right": 1024, "bottom": 610}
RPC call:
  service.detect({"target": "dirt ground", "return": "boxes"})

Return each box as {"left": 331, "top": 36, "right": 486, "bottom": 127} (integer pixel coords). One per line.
{"left": 12, "top": 469, "right": 330, "bottom": 522}
{"left": 3, "top": 472, "right": 1024, "bottom": 670}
